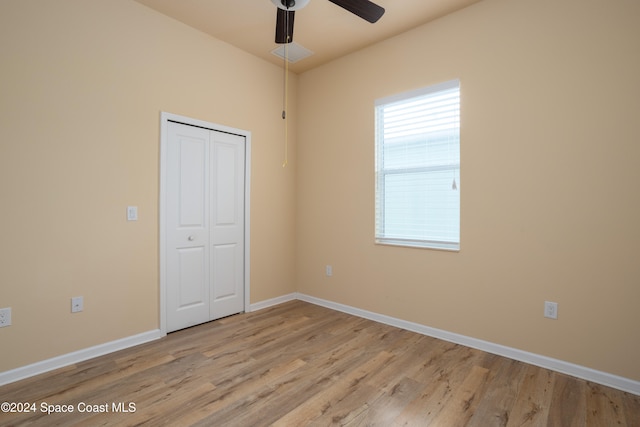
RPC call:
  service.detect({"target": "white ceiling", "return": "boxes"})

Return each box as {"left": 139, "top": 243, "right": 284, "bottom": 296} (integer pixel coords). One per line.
{"left": 134, "top": 0, "right": 482, "bottom": 73}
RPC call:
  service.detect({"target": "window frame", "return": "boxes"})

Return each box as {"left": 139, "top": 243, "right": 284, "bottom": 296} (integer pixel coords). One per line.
{"left": 375, "top": 79, "right": 461, "bottom": 251}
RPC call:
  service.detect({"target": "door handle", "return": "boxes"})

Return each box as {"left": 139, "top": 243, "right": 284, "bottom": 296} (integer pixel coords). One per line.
{"left": 188, "top": 235, "right": 195, "bottom": 241}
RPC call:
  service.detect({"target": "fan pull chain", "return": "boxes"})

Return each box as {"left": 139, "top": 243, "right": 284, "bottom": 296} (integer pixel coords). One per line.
{"left": 282, "top": 41, "right": 289, "bottom": 167}
{"left": 281, "top": 12, "right": 291, "bottom": 168}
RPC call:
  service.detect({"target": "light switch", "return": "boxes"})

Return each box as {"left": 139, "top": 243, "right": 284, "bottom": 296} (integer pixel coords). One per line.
{"left": 127, "top": 206, "right": 138, "bottom": 221}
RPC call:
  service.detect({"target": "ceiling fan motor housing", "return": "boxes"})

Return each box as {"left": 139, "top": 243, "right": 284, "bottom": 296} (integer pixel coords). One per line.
{"left": 271, "top": 0, "right": 310, "bottom": 11}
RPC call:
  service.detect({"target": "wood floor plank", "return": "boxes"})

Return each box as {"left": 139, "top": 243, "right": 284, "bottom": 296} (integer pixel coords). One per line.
{"left": 1, "top": 300, "right": 638, "bottom": 427}
{"left": 346, "top": 376, "right": 425, "bottom": 427}
{"left": 164, "top": 358, "right": 307, "bottom": 426}
{"left": 622, "top": 391, "right": 640, "bottom": 427}
{"left": 505, "top": 363, "right": 554, "bottom": 427}
{"left": 585, "top": 382, "right": 627, "bottom": 427}
{"left": 205, "top": 334, "right": 395, "bottom": 426}
{"left": 363, "top": 334, "right": 431, "bottom": 395}
{"left": 391, "top": 342, "right": 488, "bottom": 425}
{"left": 271, "top": 351, "right": 396, "bottom": 426}
{"left": 548, "top": 373, "right": 587, "bottom": 427}
{"left": 466, "top": 357, "right": 528, "bottom": 427}
{"left": 427, "top": 364, "right": 491, "bottom": 426}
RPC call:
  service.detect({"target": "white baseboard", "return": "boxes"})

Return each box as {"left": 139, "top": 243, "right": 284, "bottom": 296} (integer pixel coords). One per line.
{"left": 0, "top": 329, "right": 164, "bottom": 387}
{"left": 3, "top": 295, "right": 638, "bottom": 397}
{"left": 249, "top": 293, "right": 297, "bottom": 312}
{"left": 0, "top": 292, "right": 297, "bottom": 387}
{"left": 296, "top": 293, "right": 640, "bottom": 396}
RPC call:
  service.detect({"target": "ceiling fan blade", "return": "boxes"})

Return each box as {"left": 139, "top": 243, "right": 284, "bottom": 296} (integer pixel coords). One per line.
{"left": 275, "top": 8, "right": 295, "bottom": 44}
{"left": 327, "top": 0, "right": 385, "bottom": 23}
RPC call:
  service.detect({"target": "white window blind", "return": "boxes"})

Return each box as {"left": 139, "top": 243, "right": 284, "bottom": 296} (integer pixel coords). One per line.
{"left": 375, "top": 80, "right": 460, "bottom": 250}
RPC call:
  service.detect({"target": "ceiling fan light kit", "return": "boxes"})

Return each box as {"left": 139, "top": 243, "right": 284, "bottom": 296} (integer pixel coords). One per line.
{"left": 271, "top": 0, "right": 311, "bottom": 11}
{"left": 272, "top": 0, "right": 385, "bottom": 44}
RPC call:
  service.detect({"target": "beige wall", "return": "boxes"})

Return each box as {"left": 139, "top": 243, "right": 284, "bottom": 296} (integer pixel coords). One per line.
{"left": 296, "top": 0, "right": 640, "bottom": 381}
{"left": 0, "top": 0, "right": 297, "bottom": 372}
{"left": 2, "top": 0, "right": 639, "bottom": 385}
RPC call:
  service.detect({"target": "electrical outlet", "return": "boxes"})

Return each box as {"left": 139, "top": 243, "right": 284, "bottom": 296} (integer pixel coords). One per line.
{"left": 71, "top": 296, "right": 84, "bottom": 313}
{"left": 325, "top": 265, "right": 333, "bottom": 277}
{"left": 127, "top": 206, "right": 138, "bottom": 221}
{"left": 544, "top": 301, "right": 558, "bottom": 319}
{"left": 0, "top": 307, "right": 12, "bottom": 327}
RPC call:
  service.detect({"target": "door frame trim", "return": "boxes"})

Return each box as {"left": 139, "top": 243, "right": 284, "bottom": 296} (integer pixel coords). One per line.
{"left": 159, "top": 112, "right": 251, "bottom": 334}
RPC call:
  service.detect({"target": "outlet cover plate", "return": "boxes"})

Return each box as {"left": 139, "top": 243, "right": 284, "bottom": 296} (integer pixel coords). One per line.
{"left": 544, "top": 301, "right": 558, "bottom": 319}
{"left": 127, "top": 206, "right": 138, "bottom": 221}
{"left": 71, "top": 297, "right": 84, "bottom": 313}
{"left": 0, "top": 307, "right": 12, "bottom": 327}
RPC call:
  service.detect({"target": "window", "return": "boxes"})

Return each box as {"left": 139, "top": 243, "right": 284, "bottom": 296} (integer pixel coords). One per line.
{"left": 375, "top": 80, "right": 460, "bottom": 251}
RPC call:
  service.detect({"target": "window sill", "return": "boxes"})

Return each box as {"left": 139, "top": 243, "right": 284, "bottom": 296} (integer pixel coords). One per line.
{"left": 375, "top": 238, "right": 460, "bottom": 252}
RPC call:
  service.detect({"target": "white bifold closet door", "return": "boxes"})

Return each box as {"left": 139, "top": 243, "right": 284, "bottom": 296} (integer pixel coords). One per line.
{"left": 165, "top": 121, "right": 245, "bottom": 333}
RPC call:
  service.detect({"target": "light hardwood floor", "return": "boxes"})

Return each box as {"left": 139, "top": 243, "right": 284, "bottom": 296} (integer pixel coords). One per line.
{"left": 1, "top": 300, "right": 638, "bottom": 426}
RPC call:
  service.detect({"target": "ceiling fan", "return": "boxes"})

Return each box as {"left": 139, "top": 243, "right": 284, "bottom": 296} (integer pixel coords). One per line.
{"left": 271, "top": 0, "right": 385, "bottom": 44}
